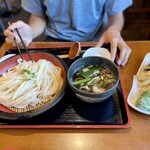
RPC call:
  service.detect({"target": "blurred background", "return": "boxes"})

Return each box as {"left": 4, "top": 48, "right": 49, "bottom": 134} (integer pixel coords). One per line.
{"left": 0, "top": 0, "right": 150, "bottom": 48}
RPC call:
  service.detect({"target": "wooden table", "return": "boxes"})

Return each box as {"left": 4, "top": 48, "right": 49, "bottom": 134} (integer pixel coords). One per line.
{"left": 0, "top": 41, "right": 150, "bottom": 150}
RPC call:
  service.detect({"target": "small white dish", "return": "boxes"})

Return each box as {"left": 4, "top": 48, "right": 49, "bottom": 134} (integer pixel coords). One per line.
{"left": 0, "top": 54, "right": 16, "bottom": 63}
{"left": 127, "top": 53, "right": 150, "bottom": 115}
{"left": 137, "top": 53, "right": 150, "bottom": 75}
{"left": 83, "top": 47, "right": 111, "bottom": 60}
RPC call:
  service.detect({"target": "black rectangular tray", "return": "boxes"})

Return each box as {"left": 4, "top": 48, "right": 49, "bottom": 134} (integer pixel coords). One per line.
{"left": 0, "top": 46, "right": 131, "bottom": 128}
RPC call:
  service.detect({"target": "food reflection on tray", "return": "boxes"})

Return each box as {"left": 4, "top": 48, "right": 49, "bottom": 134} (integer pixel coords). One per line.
{"left": 0, "top": 46, "right": 131, "bottom": 128}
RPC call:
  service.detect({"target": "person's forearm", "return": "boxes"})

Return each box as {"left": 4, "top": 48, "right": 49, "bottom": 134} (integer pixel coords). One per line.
{"left": 29, "top": 14, "right": 46, "bottom": 39}
{"left": 107, "top": 12, "right": 124, "bottom": 32}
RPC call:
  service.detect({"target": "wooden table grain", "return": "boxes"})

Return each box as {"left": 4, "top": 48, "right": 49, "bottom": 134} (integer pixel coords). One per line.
{"left": 0, "top": 41, "right": 150, "bottom": 150}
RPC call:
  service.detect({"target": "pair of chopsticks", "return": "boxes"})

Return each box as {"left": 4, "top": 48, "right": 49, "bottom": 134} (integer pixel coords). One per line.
{"left": 8, "top": 22, "right": 33, "bottom": 62}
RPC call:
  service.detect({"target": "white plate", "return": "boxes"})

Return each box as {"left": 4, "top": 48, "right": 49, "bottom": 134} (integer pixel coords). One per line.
{"left": 0, "top": 54, "right": 16, "bottom": 63}
{"left": 127, "top": 53, "right": 150, "bottom": 115}
{"left": 82, "top": 47, "right": 111, "bottom": 60}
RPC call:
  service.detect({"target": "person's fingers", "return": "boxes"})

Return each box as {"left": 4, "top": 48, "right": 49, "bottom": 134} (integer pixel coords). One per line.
{"left": 117, "top": 47, "right": 126, "bottom": 65}
{"left": 5, "top": 36, "right": 22, "bottom": 45}
{"left": 4, "top": 20, "right": 32, "bottom": 47}
{"left": 5, "top": 37, "right": 14, "bottom": 44}
{"left": 110, "top": 39, "right": 118, "bottom": 62}
{"left": 8, "top": 20, "right": 24, "bottom": 31}
{"left": 95, "top": 37, "right": 105, "bottom": 47}
{"left": 4, "top": 24, "right": 20, "bottom": 44}
{"left": 120, "top": 47, "right": 132, "bottom": 66}
{"left": 3, "top": 29, "right": 15, "bottom": 38}
{"left": 117, "top": 41, "right": 132, "bottom": 66}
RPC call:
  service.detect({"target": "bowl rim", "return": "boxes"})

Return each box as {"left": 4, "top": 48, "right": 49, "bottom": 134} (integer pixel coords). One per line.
{"left": 0, "top": 51, "right": 68, "bottom": 120}
{"left": 67, "top": 56, "right": 120, "bottom": 97}
{"left": 82, "top": 47, "right": 111, "bottom": 60}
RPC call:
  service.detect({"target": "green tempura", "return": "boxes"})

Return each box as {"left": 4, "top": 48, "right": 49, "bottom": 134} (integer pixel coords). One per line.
{"left": 136, "top": 90, "right": 150, "bottom": 112}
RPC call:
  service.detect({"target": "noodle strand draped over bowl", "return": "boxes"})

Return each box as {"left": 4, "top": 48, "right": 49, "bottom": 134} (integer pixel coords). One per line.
{"left": 0, "top": 59, "right": 63, "bottom": 112}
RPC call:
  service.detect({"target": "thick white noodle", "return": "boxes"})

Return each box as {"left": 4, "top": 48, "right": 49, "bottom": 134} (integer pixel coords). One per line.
{"left": 0, "top": 59, "right": 63, "bottom": 109}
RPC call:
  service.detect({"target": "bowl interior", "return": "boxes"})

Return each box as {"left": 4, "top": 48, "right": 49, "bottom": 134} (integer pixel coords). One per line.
{"left": 0, "top": 51, "right": 68, "bottom": 119}
{"left": 67, "top": 56, "right": 119, "bottom": 101}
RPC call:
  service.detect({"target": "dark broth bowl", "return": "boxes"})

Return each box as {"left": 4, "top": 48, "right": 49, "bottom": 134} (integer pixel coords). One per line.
{"left": 67, "top": 56, "right": 120, "bottom": 103}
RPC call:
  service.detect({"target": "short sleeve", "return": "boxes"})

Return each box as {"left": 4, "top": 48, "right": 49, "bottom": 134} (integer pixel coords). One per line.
{"left": 21, "top": 0, "right": 44, "bottom": 16}
{"left": 105, "top": 0, "right": 132, "bottom": 15}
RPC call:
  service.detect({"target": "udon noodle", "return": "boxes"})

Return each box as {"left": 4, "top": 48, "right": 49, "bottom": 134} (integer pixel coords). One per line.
{"left": 0, "top": 59, "right": 63, "bottom": 112}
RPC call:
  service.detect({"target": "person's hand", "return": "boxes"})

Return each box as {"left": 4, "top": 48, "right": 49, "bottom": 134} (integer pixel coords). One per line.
{"left": 96, "top": 26, "right": 131, "bottom": 66}
{"left": 4, "top": 20, "right": 32, "bottom": 46}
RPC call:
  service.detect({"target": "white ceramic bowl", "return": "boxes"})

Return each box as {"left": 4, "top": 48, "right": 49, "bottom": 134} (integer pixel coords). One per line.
{"left": 0, "top": 54, "right": 16, "bottom": 63}
{"left": 83, "top": 47, "right": 110, "bottom": 60}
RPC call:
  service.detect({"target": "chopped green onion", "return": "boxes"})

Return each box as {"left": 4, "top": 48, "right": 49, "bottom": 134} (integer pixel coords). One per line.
{"left": 23, "top": 69, "right": 31, "bottom": 75}
{"left": 87, "top": 76, "right": 101, "bottom": 85}
{"left": 73, "top": 78, "right": 91, "bottom": 86}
